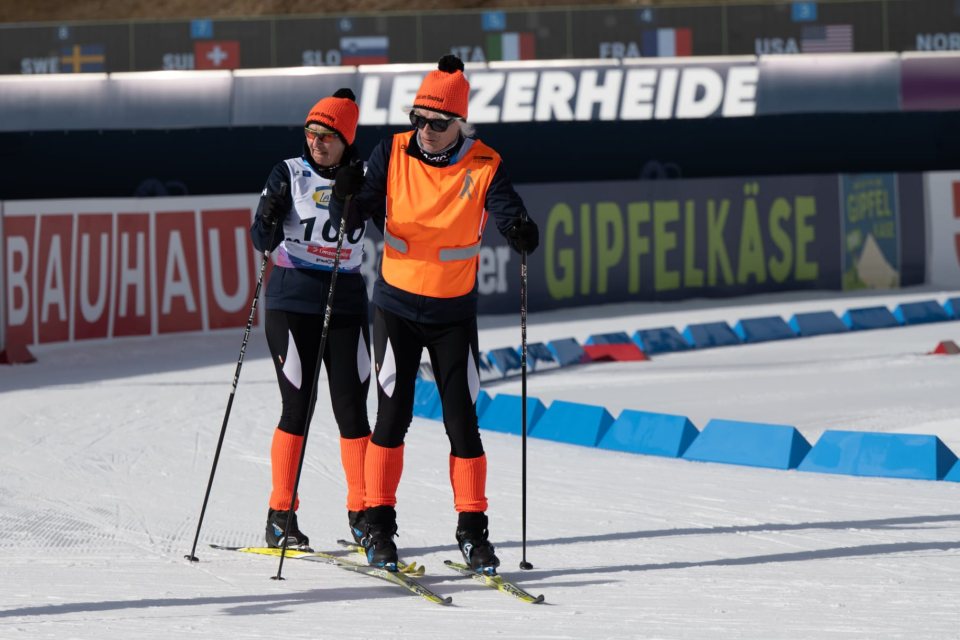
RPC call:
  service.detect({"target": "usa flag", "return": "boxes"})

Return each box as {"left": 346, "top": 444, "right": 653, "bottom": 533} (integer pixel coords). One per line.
{"left": 800, "top": 24, "right": 854, "bottom": 53}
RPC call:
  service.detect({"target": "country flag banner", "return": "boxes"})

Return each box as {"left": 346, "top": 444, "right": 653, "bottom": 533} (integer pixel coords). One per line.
{"left": 641, "top": 28, "right": 693, "bottom": 57}
{"left": 486, "top": 32, "right": 536, "bottom": 61}
{"left": 194, "top": 40, "right": 240, "bottom": 69}
{"left": 60, "top": 44, "right": 105, "bottom": 73}
{"left": 800, "top": 24, "right": 854, "bottom": 53}
{"left": 340, "top": 36, "right": 389, "bottom": 65}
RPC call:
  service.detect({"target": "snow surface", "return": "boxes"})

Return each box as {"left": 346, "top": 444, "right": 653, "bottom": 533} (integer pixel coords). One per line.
{"left": 2, "top": 288, "right": 960, "bottom": 639}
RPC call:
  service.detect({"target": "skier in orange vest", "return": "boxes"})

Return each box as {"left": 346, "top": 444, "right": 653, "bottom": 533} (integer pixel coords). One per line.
{"left": 331, "top": 55, "right": 539, "bottom": 574}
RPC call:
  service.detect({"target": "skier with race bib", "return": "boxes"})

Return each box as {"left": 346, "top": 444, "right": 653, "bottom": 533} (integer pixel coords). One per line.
{"left": 249, "top": 88, "right": 372, "bottom": 551}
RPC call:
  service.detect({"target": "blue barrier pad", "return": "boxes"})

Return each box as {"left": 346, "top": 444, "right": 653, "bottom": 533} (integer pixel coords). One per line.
{"left": 945, "top": 297, "right": 960, "bottom": 319}
{"left": 733, "top": 316, "right": 797, "bottom": 343}
{"left": 487, "top": 347, "right": 522, "bottom": 376}
{"left": 799, "top": 430, "right": 958, "bottom": 480}
{"left": 530, "top": 400, "right": 614, "bottom": 447}
{"left": 788, "top": 311, "right": 848, "bottom": 337}
{"left": 632, "top": 327, "right": 690, "bottom": 354}
{"left": 841, "top": 306, "right": 899, "bottom": 331}
{"left": 547, "top": 338, "right": 586, "bottom": 366}
{"left": 412, "top": 378, "right": 442, "bottom": 420}
{"left": 527, "top": 342, "right": 560, "bottom": 372}
{"left": 476, "top": 390, "right": 492, "bottom": 419}
{"left": 598, "top": 410, "right": 699, "bottom": 457}
{"left": 476, "top": 352, "right": 502, "bottom": 382}
{"left": 682, "top": 419, "right": 811, "bottom": 469}
{"left": 585, "top": 331, "right": 632, "bottom": 345}
{"left": 945, "top": 460, "right": 960, "bottom": 483}
{"left": 682, "top": 322, "right": 741, "bottom": 348}
{"left": 893, "top": 300, "right": 951, "bottom": 325}
{"left": 478, "top": 393, "right": 546, "bottom": 435}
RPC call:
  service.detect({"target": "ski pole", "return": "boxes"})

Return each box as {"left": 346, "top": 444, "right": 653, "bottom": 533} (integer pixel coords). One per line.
{"left": 519, "top": 217, "right": 533, "bottom": 571}
{"left": 273, "top": 198, "right": 351, "bottom": 580}
{"left": 185, "top": 182, "right": 287, "bottom": 563}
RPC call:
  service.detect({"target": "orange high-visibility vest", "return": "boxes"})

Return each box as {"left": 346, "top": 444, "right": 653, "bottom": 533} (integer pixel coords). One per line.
{"left": 382, "top": 133, "right": 501, "bottom": 298}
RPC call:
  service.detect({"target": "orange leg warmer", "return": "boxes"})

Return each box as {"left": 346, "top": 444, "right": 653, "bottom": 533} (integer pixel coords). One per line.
{"left": 449, "top": 454, "right": 488, "bottom": 512}
{"left": 269, "top": 429, "right": 303, "bottom": 511}
{"left": 364, "top": 443, "right": 405, "bottom": 508}
{"left": 339, "top": 434, "right": 370, "bottom": 512}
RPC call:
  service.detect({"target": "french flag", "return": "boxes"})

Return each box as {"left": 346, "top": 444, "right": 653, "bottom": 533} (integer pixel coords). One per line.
{"left": 340, "top": 36, "right": 389, "bottom": 65}
{"left": 641, "top": 28, "right": 693, "bottom": 57}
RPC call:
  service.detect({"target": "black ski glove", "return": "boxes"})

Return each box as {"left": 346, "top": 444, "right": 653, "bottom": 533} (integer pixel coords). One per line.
{"left": 333, "top": 164, "right": 364, "bottom": 199}
{"left": 261, "top": 183, "right": 289, "bottom": 226}
{"left": 505, "top": 217, "right": 539, "bottom": 255}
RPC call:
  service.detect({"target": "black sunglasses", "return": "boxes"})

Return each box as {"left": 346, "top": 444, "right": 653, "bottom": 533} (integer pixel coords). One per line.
{"left": 409, "top": 112, "right": 456, "bottom": 132}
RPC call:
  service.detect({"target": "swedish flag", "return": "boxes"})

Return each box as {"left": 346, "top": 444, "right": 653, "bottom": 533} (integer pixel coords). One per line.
{"left": 60, "top": 44, "right": 105, "bottom": 73}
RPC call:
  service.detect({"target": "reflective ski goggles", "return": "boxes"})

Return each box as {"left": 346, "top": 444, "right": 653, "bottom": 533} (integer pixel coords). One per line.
{"left": 304, "top": 127, "right": 339, "bottom": 143}
{"left": 409, "top": 112, "right": 456, "bottom": 132}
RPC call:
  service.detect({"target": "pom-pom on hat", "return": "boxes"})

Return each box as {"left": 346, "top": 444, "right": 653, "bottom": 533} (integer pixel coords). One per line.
{"left": 412, "top": 55, "right": 470, "bottom": 120}
{"left": 305, "top": 88, "right": 359, "bottom": 145}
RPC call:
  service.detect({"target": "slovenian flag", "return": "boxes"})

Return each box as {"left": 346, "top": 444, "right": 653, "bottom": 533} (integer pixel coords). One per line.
{"left": 340, "top": 36, "right": 389, "bottom": 65}
{"left": 641, "top": 28, "right": 693, "bottom": 57}
{"left": 486, "top": 32, "right": 536, "bottom": 61}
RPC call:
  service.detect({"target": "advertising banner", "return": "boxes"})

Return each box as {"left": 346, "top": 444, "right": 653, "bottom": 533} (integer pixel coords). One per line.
{"left": 495, "top": 175, "right": 845, "bottom": 313}
{"left": 925, "top": 171, "right": 960, "bottom": 288}
{"left": 901, "top": 53, "right": 960, "bottom": 111}
{"left": 0, "top": 173, "right": 930, "bottom": 346}
{"left": 840, "top": 174, "right": 901, "bottom": 290}
{"left": 2, "top": 195, "right": 260, "bottom": 348}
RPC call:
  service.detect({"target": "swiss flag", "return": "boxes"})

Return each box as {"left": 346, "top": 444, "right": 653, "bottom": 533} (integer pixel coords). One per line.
{"left": 194, "top": 40, "right": 240, "bottom": 69}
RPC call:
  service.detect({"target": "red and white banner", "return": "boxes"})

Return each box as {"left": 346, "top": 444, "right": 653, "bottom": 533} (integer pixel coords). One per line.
{"left": 1, "top": 195, "right": 261, "bottom": 350}
{"left": 925, "top": 171, "right": 960, "bottom": 288}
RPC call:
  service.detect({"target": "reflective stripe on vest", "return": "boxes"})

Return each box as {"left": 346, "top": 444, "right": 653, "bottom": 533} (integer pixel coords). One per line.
{"left": 384, "top": 228, "right": 482, "bottom": 262}
{"left": 382, "top": 133, "right": 501, "bottom": 298}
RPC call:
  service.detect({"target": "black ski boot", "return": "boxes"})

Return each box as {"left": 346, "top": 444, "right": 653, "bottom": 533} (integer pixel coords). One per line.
{"left": 362, "top": 505, "right": 399, "bottom": 570}
{"left": 348, "top": 509, "right": 366, "bottom": 546}
{"left": 456, "top": 512, "right": 500, "bottom": 574}
{"left": 265, "top": 508, "right": 311, "bottom": 550}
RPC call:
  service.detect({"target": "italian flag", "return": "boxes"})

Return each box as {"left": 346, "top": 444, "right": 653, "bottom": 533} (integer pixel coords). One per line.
{"left": 486, "top": 32, "right": 536, "bottom": 61}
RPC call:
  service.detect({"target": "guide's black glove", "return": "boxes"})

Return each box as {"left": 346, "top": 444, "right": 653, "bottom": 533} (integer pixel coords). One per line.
{"left": 505, "top": 217, "right": 539, "bottom": 255}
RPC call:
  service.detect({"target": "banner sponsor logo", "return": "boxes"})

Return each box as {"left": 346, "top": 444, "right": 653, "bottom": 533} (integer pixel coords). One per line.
{"left": 2, "top": 197, "right": 258, "bottom": 347}
{"left": 840, "top": 174, "right": 900, "bottom": 290}
{"left": 357, "top": 65, "right": 759, "bottom": 124}
{"left": 516, "top": 176, "right": 839, "bottom": 309}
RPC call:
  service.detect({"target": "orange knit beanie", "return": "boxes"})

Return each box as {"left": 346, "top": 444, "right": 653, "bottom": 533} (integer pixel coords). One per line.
{"left": 305, "top": 87, "right": 359, "bottom": 145}
{"left": 413, "top": 55, "right": 470, "bottom": 120}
